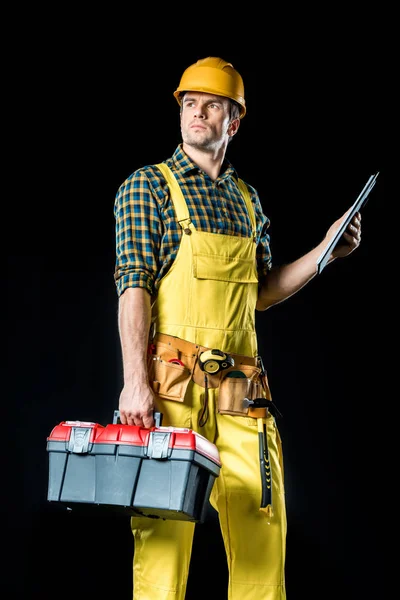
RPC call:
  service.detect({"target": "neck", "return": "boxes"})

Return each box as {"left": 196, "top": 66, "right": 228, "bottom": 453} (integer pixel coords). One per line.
{"left": 182, "top": 142, "right": 227, "bottom": 181}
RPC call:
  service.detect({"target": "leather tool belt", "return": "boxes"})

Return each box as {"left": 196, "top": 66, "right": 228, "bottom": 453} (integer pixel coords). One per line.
{"left": 148, "top": 332, "right": 272, "bottom": 419}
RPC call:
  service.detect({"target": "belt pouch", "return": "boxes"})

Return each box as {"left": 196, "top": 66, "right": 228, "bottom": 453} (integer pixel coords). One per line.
{"left": 218, "top": 366, "right": 264, "bottom": 416}
{"left": 147, "top": 342, "right": 194, "bottom": 402}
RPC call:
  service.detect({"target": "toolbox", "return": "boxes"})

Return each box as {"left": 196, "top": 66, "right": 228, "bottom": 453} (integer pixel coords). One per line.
{"left": 46, "top": 412, "right": 221, "bottom": 523}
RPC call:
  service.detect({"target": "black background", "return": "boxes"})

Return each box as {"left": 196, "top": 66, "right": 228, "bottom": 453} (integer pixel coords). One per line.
{"left": 6, "top": 9, "right": 392, "bottom": 600}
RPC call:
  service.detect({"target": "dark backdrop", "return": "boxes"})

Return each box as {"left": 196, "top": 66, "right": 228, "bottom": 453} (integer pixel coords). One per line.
{"left": 6, "top": 16, "right": 391, "bottom": 600}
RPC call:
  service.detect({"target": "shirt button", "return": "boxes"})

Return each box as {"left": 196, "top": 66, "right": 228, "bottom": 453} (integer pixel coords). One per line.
{"left": 184, "top": 228, "right": 191, "bottom": 235}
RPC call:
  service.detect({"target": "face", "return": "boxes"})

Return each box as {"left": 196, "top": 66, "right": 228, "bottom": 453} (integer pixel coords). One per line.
{"left": 180, "top": 92, "right": 239, "bottom": 151}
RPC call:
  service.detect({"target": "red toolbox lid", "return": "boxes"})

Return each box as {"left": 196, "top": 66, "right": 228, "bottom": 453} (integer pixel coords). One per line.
{"left": 47, "top": 422, "right": 221, "bottom": 466}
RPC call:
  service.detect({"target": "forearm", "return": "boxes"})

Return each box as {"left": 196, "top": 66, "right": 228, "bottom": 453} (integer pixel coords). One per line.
{"left": 118, "top": 287, "right": 152, "bottom": 384}
{"left": 256, "top": 206, "right": 362, "bottom": 311}
{"left": 256, "top": 239, "right": 335, "bottom": 310}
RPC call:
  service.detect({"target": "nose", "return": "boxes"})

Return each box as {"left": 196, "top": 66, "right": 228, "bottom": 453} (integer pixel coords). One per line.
{"left": 194, "top": 105, "right": 206, "bottom": 118}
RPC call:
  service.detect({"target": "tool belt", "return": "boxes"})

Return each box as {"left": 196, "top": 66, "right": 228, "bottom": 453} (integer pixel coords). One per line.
{"left": 147, "top": 332, "right": 272, "bottom": 418}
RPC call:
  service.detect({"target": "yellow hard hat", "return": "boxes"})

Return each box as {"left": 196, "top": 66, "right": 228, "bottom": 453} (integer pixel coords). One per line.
{"left": 173, "top": 57, "right": 246, "bottom": 118}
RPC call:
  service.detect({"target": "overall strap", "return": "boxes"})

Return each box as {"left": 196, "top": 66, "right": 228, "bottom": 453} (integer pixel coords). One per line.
{"left": 156, "top": 163, "right": 191, "bottom": 228}
{"left": 237, "top": 178, "right": 256, "bottom": 238}
{"left": 156, "top": 163, "right": 256, "bottom": 237}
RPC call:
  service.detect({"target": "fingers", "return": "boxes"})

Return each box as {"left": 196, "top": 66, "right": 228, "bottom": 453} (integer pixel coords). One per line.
{"left": 119, "top": 409, "right": 155, "bottom": 428}
{"left": 118, "top": 385, "right": 156, "bottom": 428}
{"left": 331, "top": 209, "right": 362, "bottom": 259}
{"left": 340, "top": 212, "right": 361, "bottom": 251}
{"left": 341, "top": 230, "right": 360, "bottom": 250}
{"left": 347, "top": 212, "right": 362, "bottom": 241}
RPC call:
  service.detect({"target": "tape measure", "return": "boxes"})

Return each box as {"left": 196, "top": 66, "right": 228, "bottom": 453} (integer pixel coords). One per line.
{"left": 199, "top": 349, "right": 234, "bottom": 375}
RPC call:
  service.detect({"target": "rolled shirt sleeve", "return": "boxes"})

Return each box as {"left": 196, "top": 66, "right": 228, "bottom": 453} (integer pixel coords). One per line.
{"left": 114, "top": 169, "right": 163, "bottom": 297}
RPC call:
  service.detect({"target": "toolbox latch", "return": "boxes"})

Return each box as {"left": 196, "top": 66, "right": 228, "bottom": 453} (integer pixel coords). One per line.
{"left": 147, "top": 431, "right": 172, "bottom": 459}
{"left": 67, "top": 427, "right": 93, "bottom": 454}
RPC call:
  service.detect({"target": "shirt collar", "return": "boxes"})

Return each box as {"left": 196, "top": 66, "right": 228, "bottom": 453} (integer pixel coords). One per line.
{"left": 171, "top": 144, "right": 239, "bottom": 183}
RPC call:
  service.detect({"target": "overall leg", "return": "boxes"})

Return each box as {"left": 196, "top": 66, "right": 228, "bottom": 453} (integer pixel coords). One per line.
{"left": 211, "top": 413, "right": 287, "bottom": 600}
{"left": 132, "top": 516, "right": 195, "bottom": 600}
{"left": 131, "top": 383, "right": 210, "bottom": 600}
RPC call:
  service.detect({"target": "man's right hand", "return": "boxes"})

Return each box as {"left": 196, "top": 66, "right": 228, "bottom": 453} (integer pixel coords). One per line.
{"left": 118, "top": 381, "right": 155, "bottom": 428}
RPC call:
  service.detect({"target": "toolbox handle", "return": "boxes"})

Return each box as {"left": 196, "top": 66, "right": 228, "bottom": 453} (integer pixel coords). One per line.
{"left": 113, "top": 410, "right": 163, "bottom": 428}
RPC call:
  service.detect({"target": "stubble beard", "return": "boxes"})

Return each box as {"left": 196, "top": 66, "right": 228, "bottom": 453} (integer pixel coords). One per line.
{"left": 182, "top": 128, "right": 219, "bottom": 152}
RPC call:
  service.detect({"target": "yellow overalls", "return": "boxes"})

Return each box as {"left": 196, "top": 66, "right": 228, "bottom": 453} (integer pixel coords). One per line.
{"left": 131, "top": 163, "right": 287, "bottom": 600}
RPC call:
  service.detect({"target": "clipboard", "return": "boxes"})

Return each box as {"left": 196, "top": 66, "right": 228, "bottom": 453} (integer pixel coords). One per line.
{"left": 316, "top": 171, "right": 379, "bottom": 275}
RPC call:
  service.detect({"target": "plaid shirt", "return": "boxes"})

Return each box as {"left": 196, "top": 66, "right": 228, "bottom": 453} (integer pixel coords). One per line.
{"left": 114, "top": 144, "right": 272, "bottom": 297}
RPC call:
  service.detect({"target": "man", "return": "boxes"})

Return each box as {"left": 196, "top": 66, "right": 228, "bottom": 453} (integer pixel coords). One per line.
{"left": 114, "top": 57, "right": 361, "bottom": 600}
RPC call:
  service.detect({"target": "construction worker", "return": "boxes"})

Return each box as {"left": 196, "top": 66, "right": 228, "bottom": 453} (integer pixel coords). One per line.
{"left": 114, "top": 57, "right": 362, "bottom": 600}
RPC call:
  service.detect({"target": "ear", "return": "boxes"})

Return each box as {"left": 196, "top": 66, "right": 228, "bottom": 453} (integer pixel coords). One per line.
{"left": 228, "top": 118, "right": 240, "bottom": 138}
